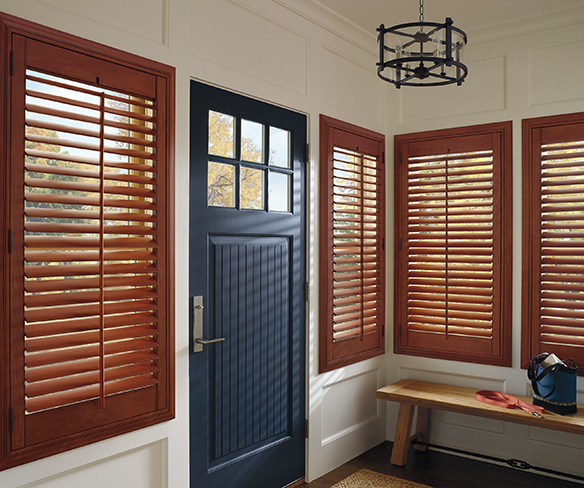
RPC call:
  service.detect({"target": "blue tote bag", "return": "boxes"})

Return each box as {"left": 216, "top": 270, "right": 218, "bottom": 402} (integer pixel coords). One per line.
{"left": 528, "top": 353, "right": 578, "bottom": 415}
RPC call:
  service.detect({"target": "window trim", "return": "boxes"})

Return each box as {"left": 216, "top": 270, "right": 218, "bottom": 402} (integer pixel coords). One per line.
{"left": 319, "top": 114, "right": 386, "bottom": 373}
{"left": 394, "top": 122, "right": 513, "bottom": 366}
{"left": 522, "top": 112, "right": 584, "bottom": 374}
{"left": 0, "top": 12, "right": 175, "bottom": 470}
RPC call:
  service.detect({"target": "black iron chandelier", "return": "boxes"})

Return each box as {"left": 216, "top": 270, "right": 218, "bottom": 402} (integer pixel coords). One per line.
{"left": 376, "top": 0, "right": 468, "bottom": 88}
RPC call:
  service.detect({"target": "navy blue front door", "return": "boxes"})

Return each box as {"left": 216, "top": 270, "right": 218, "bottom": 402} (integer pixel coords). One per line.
{"left": 189, "top": 81, "right": 306, "bottom": 488}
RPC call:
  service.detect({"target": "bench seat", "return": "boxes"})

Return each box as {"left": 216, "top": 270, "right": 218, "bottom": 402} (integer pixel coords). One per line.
{"left": 376, "top": 379, "right": 584, "bottom": 466}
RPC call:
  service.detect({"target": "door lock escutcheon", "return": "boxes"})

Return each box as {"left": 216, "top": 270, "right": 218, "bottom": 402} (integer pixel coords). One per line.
{"left": 193, "top": 295, "right": 225, "bottom": 353}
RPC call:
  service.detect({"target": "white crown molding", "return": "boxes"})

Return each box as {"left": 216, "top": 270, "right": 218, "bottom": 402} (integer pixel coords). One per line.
{"left": 279, "top": 1, "right": 584, "bottom": 52}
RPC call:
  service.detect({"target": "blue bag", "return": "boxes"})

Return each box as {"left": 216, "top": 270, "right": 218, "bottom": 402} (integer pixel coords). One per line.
{"left": 528, "top": 353, "right": 577, "bottom": 415}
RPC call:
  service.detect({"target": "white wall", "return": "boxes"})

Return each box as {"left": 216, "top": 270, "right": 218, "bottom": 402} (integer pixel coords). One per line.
{"left": 0, "top": 0, "right": 387, "bottom": 486}
{"left": 384, "top": 4, "right": 584, "bottom": 479}
{"left": 2, "top": 1, "right": 584, "bottom": 487}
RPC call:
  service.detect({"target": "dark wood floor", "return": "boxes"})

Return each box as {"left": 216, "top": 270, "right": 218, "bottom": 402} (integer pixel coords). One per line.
{"left": 303, "top": 441, "right": 583, "bottom": 488}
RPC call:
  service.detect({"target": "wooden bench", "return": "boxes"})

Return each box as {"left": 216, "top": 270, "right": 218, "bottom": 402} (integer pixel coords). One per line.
{"left": 376, "top": 379, "right": 584, "bottom": 466}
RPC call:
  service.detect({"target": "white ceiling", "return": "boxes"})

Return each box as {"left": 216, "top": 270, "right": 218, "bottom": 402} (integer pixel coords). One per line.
{"left": 315, "top": 0, "right": 584, "bottom": 34}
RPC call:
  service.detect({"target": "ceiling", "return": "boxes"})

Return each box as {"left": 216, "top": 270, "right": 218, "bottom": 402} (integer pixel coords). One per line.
{"left": 316, "top": 0, "right": 584, "bottom": 34}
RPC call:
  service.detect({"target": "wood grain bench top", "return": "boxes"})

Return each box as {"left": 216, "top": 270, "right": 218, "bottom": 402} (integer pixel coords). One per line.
{"left": 376, "top": 379, "right": 584, "bottom": 436}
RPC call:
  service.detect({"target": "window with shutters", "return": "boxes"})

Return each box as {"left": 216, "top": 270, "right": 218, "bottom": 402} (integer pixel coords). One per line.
{"left": 0, "top": 14, "right": 175, "bottom": 469}
{"left": 394, "top": 122, "right": 512, "bottom": 365}
{"left": 319, "top": 115, "right": 385, "bottom": 373}
{"left": 522, "top": 112, "right": 584, "bottom": 374}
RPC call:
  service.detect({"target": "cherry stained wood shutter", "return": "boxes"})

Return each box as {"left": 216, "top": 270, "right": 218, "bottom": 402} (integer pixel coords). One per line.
{"left": 394, "top": 123, "right": 512, "bottom": 365}
{"left": 319, "top": 115, "right": 385, "bottom": 373}
{"left": 2, "top": 14, "right": 174, "bottom": 469}
{"left": 522, "top": 113, "right": 584, "bottom": 373}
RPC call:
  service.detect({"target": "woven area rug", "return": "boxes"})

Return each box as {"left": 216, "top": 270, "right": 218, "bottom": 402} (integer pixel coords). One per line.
{"left": 331, "top": 469, "right": 433, "bottom": 488}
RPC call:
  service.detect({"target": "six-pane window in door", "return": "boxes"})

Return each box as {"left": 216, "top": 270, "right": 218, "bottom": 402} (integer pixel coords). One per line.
{"left": 207, "top": 111, "right": 292, "bottom": 212}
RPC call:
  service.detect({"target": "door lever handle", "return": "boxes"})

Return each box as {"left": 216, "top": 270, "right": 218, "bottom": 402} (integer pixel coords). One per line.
{"left": 193, "top": 295, "right": 226, "bottom": 352}
{"left": 195, "top": 337, "right": 225, "bottom": 345}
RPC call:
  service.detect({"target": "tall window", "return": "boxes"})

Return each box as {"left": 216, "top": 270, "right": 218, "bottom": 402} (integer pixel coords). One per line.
{"left": 319, "top": 115, "right": 385, "bottom": 372}
{"left": 394, "top": 122, "right": 512, "bottom": 365}
{"left": 522, "top": 113, "right": 584, "bottom": 373}
{"left": 1, "top": 14, "right": 175, "bottom": 469}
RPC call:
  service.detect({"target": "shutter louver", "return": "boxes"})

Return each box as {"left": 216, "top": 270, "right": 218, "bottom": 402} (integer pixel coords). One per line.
{"left": 332, "top": 148, "right": 383, "bottom": 341}
{"left": 406, "top": 151, "right": 495, "bottom": 339}
{"left": 539, "top": 139, "right": 584, "bottom": 351}
{"left": 23, "top": 69, "right": 160, "bottom": 414}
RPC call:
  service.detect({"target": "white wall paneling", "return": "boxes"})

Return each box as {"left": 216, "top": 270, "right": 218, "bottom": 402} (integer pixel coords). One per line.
{"left": 307, "top": 358, "right": 387, "bottom": 482}
{"left": 320, "top": 43, "right": 382, "bottom": 123}
{"left": 528, "top": 38, "right": 584, "bottom": 106}
{"left": 399, "top": 53, "right": 507, "bottom": 124}
{"left": 38, "top": 0, "right": 168, "bottom": 44}
{"left": 18, "top": 441, "right": 167, "bottom": 488}
{"left": 321, "top": 368, "right": 382, "bottom": 445}
{"left": 190, "top": 0, "right": 310, "bottom": 96}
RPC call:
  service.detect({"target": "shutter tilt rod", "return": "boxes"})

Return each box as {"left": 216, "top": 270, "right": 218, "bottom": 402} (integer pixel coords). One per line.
{"left": 411, "top": 439, "right": 584, "bottom": 483}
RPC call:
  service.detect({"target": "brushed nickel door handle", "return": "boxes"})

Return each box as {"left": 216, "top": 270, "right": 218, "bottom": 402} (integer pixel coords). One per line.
{"left": 193, "top": 296, "right": 225, "bottom": 352}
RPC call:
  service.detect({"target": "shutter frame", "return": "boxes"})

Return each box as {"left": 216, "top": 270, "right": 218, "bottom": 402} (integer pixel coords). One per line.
{"left": 0, "top": 13, "right": 175, "bottom": 470}
{"left": 319, "top": 115, "right": 385, "bottom": 373}
{"left": 522, "top": 113, "right": 584, "bottom": 374}
{"left": 395, "top": 122, "right": 512, "bottom": 366}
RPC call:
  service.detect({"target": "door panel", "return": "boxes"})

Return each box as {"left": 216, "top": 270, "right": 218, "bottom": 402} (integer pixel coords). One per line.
{"left": 189, "top": 81, "right": 306, "bottom": 488}
{"left": 209, "top": 235, "right": 290, "bottom": 466}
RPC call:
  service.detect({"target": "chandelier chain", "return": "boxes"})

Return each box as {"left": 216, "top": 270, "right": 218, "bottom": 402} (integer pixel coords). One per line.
{"left": 419, "top": 0, "right": 424, "bottom": 24}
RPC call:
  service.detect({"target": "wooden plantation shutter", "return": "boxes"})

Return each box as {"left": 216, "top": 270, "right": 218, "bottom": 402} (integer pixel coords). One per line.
{"left": 319, "top": 115, "right": 385, "bottom": 372}
{"left": 522, "top": 113, "right": 584, "bottom": 373}
{"left": 1, "top": 14, "right": 174, "bottom": 469}
{"left": 394, "top": 123, "right": 512, "bottom": 365}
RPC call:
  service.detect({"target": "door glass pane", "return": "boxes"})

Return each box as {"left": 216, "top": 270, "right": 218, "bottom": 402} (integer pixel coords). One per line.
{"left": 241, "top": 167, "right": 264, "bottom": 210}
{"left": 269, "top": 172, "right": 290, "bottom": 212}
{"left": 241, "top": 119, "right": 264, "bottom": 163}
{"left": 208, "top": 161, "right": 235, "bottom": 207}
{"left": 269, "top": 127, "right": 290, "bottom": 168}
{"left": 209, "top": 111, "right": 235, "bottom": 158}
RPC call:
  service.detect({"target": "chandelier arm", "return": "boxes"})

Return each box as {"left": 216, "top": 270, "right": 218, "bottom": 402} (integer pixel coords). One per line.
{"left": 425, "top": 25, "right": 442, "bottom": 37}
{"left": 401, "top": 39, "right": 418, "bottom": 50}
{"left": 426, "top": 71, "right": 457, "bottom": 81}
{"left": 399, "top": 73, "right": 416, "bottom": 84}
{"left": 389, "top": 29, "right": 418, "bottom": 39}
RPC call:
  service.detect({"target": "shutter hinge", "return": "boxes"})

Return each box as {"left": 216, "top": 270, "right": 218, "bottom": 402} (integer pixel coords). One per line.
{"left": 9, "top": 408, "right": 13, "bottom": 433}
{"left": 306, "top": 282, "right": 310, "bottom": 302}
{"left": 8, "top": 229, "right": 12, "bottom": 254}
{"left": 10, "top": 51, "right": 14, "bottom": 76}
{"left": 305, "top": 419, "right": 309, "bottom": 438}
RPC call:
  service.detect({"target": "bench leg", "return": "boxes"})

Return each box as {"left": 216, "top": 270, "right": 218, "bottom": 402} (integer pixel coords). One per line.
{"left": 413, "top": 406, "right": 432, "bottom": 452}
{"left": 390, "top": 403, "right": 415, "bottom": 466}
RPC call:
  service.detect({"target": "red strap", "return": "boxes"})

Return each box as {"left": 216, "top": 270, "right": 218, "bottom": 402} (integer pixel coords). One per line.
{"left": 476, "top": 390, "right": 545, "bottom": 418}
